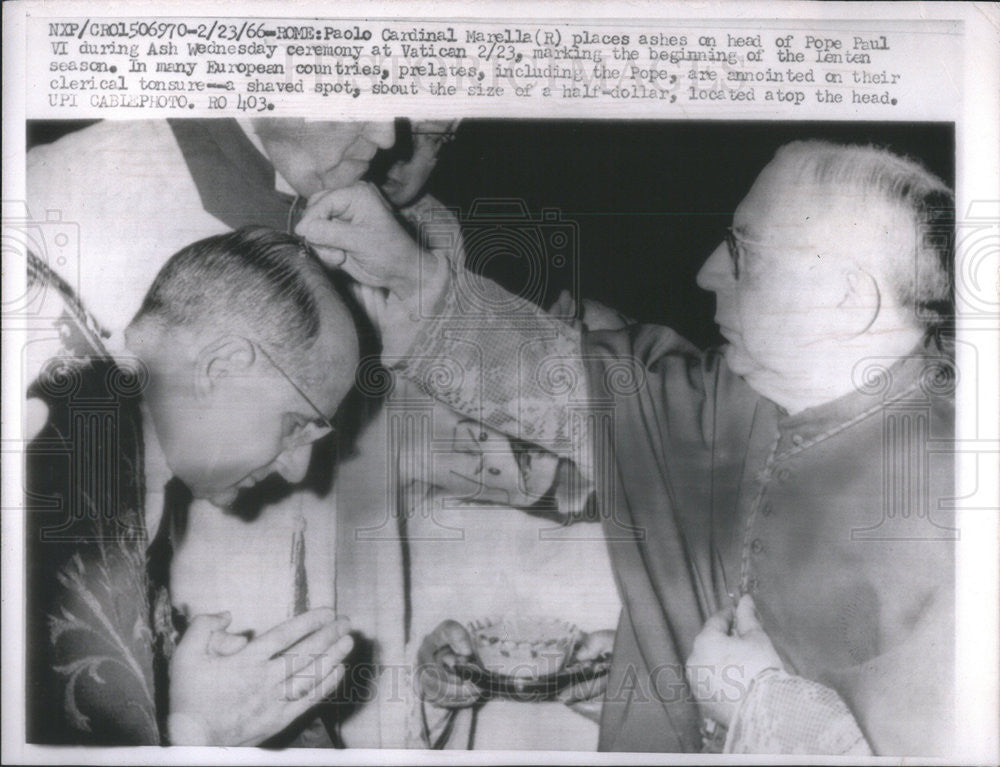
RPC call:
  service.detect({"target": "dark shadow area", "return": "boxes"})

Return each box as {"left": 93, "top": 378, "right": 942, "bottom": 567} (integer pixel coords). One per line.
{"left": 424, "top": 119, "right": 954, "bottom": 350}
{"left": 28, "top": 119, "right": 954, "bottom": 352}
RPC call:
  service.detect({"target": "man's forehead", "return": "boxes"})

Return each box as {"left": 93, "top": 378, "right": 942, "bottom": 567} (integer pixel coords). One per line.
{"left": 734, "top": 159, "right": 875, "bottom": 241}
{"left": 735, "top": 160, "right": 812, "bottom": 221}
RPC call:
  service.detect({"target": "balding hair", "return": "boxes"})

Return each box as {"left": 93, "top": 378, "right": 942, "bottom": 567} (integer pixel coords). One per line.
{"left": 772, "top": 140, "right": 954, "bottom": 329}
{"left": 129, "top": 226, "right": 343, "bottom": 374}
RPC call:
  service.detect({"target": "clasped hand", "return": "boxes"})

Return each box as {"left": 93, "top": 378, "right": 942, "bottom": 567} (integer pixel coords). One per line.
{"left": 168, "top": 607, "right": 353, "bottom": 746}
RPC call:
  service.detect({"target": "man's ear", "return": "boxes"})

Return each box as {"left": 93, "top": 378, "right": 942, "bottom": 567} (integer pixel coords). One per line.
{"left": 195, "top": 336, "right": 255, "bottom": 398}
{"left": 838, "top": 268, "right": 881, "bottom": 337}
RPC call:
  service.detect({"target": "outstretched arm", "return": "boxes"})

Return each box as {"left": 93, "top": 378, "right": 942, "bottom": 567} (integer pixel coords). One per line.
{"left": 297, "top": 184, "right": 595, "bottom": 501}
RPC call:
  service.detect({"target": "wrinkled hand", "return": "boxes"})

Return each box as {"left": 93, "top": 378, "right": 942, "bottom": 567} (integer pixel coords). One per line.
{"left": 415, "top": 620, "right": 483, "bottom": 709}
{"left": 296, "top": 182, "right": 429, "bottom": 299}
{"left": 557, "top": 628, "right": 615, "bottom": 723}
{"left": 685, "top": 595, "right": 784, "bottom": 727}
{"left": 168, "top": 608, "right": 353, "bottom": 745}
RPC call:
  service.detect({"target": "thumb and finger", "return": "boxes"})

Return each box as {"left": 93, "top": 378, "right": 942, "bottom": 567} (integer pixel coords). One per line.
{"left": 436, "top": 620, "right": 476, "bottom": 658}
{"left": 548, "top": 289, "right": 577, "bottom": 320}
{"left": 252, "top": 607, "right": 341, "bottom": 659}
{"left": 296, "top": 216, "right": 363, "bottom": 256}
{"left": 296, "top": 215, "right": 386, "bottom": 285}
{"left": 278, "top": 625, "right": 355, "bottom": 681}
{"left": 208, "top": 630, "right": 250, "bottom": 657}
{"left": 735, "top": 594, "right": 764, "bottom": 637}
{"left": 733, "top": 595, "right": 786, "bottom": 676}
{"left": 300, "top": 186, "right": 360, "bottom": 225}
{"left": 574, "top": 629, "right": 615, "bottom": 663}
{"left": 279, "top": 633, "right": 354, "bottom": 700}
{"left": 702, "top": 604, "right": 735, "bottom": 636}
{"left": 309, "top": 244, "right": 347, "bottom": 269}
{"left": 417, "top": 663, "right": 481, "bottom": 708}
{"left": 559, "top": 629, "right": 614, "bottom": 705}
{"left": 299, "top": 182, "right": 389, "bottom": 232}
{"left": 416, "top": 620, "right": 481, "bottom": 707}
{"left": 419, "top": 620, "right": 474, "bottom": 665}
{"left": 296, "top": 185, "right": 371, "bottom": 264}
{"left": 184, "top": 612, "right": 233, "bottom": 651}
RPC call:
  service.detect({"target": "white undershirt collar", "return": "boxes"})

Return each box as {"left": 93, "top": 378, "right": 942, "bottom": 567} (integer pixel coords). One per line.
{"left": 138, "top": 401, "right": 173, "bottom": 545}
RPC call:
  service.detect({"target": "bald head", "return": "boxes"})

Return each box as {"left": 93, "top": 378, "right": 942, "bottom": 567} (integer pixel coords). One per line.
{"left": 766, "top": 140, "right": 954, "bottom": 328}
{"left": 697, "top": 140, "right": 953, "bottom": 414}
{"left": 125, "top": 227, "right": 359, "bottom": 504}
{"left": 129, "top": 226, "right": 357, "bottom": 403}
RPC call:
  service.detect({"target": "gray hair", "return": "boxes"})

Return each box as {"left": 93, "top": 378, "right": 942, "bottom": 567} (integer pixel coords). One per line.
{"left": 129, "top": 226, "right": 332, "bottom": 372}
{"left": 772, "top": 140, "right": 954, "bottom": 328}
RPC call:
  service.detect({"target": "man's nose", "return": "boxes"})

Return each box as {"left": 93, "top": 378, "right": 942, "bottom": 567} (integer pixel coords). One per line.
{"left": 274, "top": 442, "right": 313, "bottom": 484}
{"left": 363, "top": 122, "right": 396, "bottom": 150}
{"left": 696, "top": 241, "right": 734, "bottom": 293}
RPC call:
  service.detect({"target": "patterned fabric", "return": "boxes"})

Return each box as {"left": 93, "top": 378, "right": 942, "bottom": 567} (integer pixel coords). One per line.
{"left": 387, "top": 259, "right": 957, "bottom": 755}
{"left": 393, "top": 264, "right": 622, "bottom": 750}
{"left": 25, "top": 119, "right": 478, "bottom": 747}
{"left": 391, "top": 255, "right": 587, "bottom": 462}
{"left": 725, "top": 670, "right": 871, "bottom": 755}
{"left": 25, "top": 252, "right": 170, "bottom": 745}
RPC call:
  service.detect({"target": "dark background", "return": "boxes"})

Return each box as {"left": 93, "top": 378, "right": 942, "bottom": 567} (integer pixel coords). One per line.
{"left": 29, "top": 120, "right": 954, "bottom": 350}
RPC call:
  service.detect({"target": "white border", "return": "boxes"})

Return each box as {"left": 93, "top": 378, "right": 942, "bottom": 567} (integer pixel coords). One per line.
{"left": 3, "top": 2, "right": 997, "bottom": 765}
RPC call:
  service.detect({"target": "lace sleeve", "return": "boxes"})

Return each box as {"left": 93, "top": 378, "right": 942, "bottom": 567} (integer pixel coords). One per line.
{"left": 383, "top": 254, "right": 594, "bottom": 489}
{"left": 724, "top": 670, "right": 872, "bottom": 756}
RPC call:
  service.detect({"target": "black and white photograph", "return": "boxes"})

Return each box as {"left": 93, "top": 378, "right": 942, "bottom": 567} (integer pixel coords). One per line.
{"left": 3, "top": 3, "right": 998, "bottom": 765}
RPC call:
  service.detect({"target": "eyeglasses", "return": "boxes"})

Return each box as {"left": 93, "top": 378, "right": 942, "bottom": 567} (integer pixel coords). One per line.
{"left": 249, "top": 338, "right": 334, "bottom": 433}
{"left": 412, "top": 119, "right": 459, "bottom": 141}
{"left": 725, "top": 227, "right": 746, "bottom": 280}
